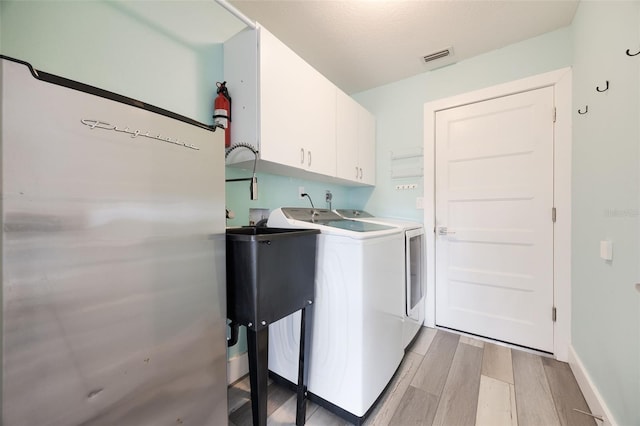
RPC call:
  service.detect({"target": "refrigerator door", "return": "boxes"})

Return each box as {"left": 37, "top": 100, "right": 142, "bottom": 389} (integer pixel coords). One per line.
{"left": 1, "top": 58, "right": 227, "bottom": 425}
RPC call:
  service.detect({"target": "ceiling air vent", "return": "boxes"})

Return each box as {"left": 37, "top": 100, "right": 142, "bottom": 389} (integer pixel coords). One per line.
{"left": 422, "top": 47, "right": 453, "bottom": 64}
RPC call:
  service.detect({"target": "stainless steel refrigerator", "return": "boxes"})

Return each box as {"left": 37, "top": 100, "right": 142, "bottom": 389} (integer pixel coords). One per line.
{"left": 0, "top": 56, "right": 228, "bottom": 425}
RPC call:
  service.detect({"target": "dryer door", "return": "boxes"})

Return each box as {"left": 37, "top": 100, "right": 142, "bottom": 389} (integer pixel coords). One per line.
{"left": 406, "top": 227, "right": 425, "bottom": 320}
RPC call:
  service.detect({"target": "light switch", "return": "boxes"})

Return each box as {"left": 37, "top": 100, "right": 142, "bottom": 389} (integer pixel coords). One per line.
{"left": 600, "top": 240, "right": 613, "bottom": 261}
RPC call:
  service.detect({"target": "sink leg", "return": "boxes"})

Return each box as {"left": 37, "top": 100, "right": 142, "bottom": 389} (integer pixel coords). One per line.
{"left": 247, "top": 327, "right": 269, "bottom": 426}
{"left": 296, "top": 306, "right": 313, "bottom": 426}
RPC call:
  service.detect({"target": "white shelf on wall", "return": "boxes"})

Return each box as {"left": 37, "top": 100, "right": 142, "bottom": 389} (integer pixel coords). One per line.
{"left": 390, "top": 146, "right": 423, "bottom": 160}
{"left": 390, "top": 146, "right": 423, "bottom": 178}
{"left": 391, "top": 167, "right": 424, "bottom": 179}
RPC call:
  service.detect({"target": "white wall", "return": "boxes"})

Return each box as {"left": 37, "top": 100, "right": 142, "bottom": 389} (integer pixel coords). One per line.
{"left": 571, "top": 2, "right": 640, "bottom": 425}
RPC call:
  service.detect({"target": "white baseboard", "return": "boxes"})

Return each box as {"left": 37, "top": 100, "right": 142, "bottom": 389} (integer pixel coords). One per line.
{"left": 227, "top": 352, "right": 249, "bottom": 385}
{"left": 568, "top": 345, "right": 617, "bottom": 426}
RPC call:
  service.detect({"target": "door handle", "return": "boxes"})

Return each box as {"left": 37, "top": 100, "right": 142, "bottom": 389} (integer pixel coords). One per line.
{"left": 437, "top": 226, "right": 456, "bottom": 236}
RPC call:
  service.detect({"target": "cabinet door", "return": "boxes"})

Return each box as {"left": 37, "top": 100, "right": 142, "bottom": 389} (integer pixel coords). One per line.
{"left": 260, "top": 27, "right": 304, "bottom": 169}
{"left": 358, "top": 107, "right": 376, "bottom": 185}
{"left": 336, "top": 90, "right": 359, "bottom": 181}
{"left": 260, "top": 27, "right": 336, "bottom": 176}
{"left": 305, "top": 70, "right": 336, "bottom": 176}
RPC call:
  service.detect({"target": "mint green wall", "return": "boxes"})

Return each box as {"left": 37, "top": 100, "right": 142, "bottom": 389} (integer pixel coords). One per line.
{"left": 571, "top": 2, "right": 639, "bottom": 425}
{"left": 0, "top": 1, "right": 222, "bottom": 124}
{"left": 225, "top": 168, "right": 357, "bottom": 227}
{"left": 351, "top": 27, "right": 572, "bottom": 222}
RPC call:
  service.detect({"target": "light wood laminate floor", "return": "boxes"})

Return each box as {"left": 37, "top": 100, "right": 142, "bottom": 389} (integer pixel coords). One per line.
{"left": 228, "top": 328, "right": 596, "bottom": 426}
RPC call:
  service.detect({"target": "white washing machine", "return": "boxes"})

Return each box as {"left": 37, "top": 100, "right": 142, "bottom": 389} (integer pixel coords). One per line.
{"left": 336, "top": 209, "right": 426, "bottom": 349}
{"left": 267, "top": 208, "right": 405, "bottom": 423}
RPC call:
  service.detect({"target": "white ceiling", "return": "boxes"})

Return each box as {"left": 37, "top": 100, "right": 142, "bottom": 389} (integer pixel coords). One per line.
{"left": 228, "top": 0, "right": 579, "bottom": 94}
{"left": 109, "top": 1, "right": 579, "bottom": 95}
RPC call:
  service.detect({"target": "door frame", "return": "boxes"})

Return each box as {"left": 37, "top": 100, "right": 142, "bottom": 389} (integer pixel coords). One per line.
{"left": 423, "top": 68, "right": 572, "bottom": 361}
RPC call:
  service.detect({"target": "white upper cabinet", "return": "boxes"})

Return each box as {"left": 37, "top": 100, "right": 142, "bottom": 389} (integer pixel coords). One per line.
{"left": 336, "top": 89, "right": 376, "bottom": 185}
{"left": 358, "top": 107, "right": 376, "bottom": 185}
{"left": 224, "top": 25, "right": 373, "bottom": 185}
{"left": 259, "top": 28, "right": 336, "bottom": 176}
{"left": 336, "top": 89, "right": 359, "bottom": 181}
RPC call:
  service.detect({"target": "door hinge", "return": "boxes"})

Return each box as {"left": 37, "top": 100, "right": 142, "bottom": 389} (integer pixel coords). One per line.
{"left": 553, "top": 107, "right": 557, "bottom": 123}
{"left": 552, "top": 207, "right": 557, "bottom": 223}
{"left": 552, "top": 306, "right": 557, "bottom": 322}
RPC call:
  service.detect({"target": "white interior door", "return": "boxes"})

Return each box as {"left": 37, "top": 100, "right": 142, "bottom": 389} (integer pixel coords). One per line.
{"left": 435, "top": 86, "right": 555, "bottom": 352}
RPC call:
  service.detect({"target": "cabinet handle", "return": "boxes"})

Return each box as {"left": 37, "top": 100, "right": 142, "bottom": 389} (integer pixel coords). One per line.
{"left": 300, "top": 148, "right": 305, "bottom": 164}
{"left": 308, "top": 150, "right": 312, "bottom": 167}
{"left": 359, "top": 168, "right": 363, "bottom": 179}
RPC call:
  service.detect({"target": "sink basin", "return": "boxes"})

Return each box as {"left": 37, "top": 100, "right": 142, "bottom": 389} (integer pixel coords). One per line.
{"left": 226, "top": 227, "right": 319, "bottom": 331}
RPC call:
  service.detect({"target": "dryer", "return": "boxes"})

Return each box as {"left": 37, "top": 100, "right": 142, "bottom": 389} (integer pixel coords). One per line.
{"left": 267, "top": 208, "right": 405, "bottom": 424}
{"left": 336, "top": 209, "right": 426, "bottom": 349}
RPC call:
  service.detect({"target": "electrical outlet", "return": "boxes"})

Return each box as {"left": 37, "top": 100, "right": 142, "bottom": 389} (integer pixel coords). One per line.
{"left": 298, "top": 186, "right": 305, "bottom": 199}
{"left": 395, "top": 183, "right": 418, "bottom": 190}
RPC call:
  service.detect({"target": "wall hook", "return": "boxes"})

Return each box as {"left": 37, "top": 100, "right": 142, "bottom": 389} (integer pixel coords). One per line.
{"left": 578, "top": 105, "right": 588, "bottom": 115}
{"left": 596, "top": 80, "right": 609, "bottom": 92}
{"left": 626, "top": 48, "right": 640, "bottom": 57}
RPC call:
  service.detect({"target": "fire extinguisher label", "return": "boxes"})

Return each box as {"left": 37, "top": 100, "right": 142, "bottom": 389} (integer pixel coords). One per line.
{"left": 214, "top": 109, "right": 228, "bottom": 128}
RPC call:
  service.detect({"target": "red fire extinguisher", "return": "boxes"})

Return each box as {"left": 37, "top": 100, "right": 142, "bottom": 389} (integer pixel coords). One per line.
{"left": 214, "top": 81, "right": 231, "bottom": 147}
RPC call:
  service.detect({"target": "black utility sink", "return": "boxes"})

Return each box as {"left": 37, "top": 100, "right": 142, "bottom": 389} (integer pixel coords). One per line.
{"left": 226, "top": 226, "right": 319, "bottom": 331}
{"left": 226, "top": 226, "right": 320, "bottom": 426}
